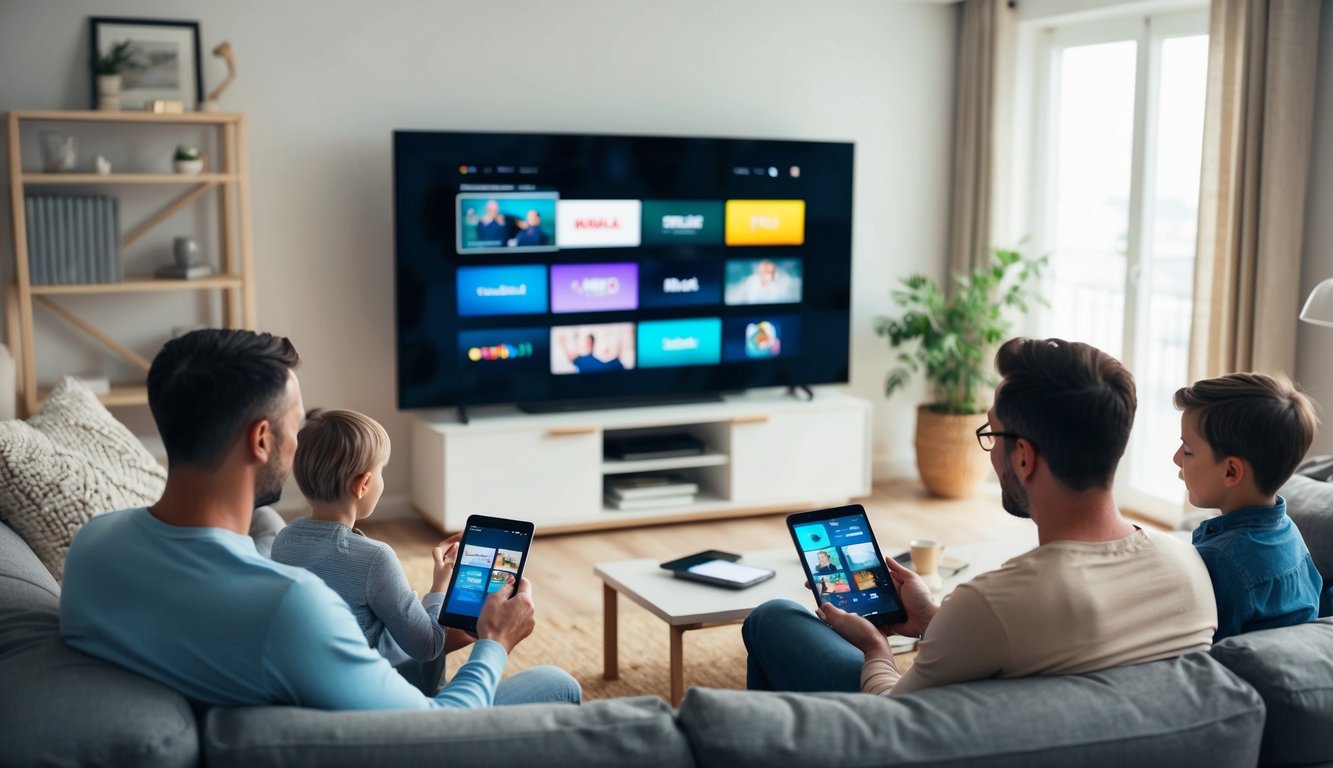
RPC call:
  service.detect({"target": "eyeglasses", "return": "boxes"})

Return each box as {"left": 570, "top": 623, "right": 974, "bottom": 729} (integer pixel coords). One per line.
{"left": 976, "top": 422, "right": 1029, "bottom": 452}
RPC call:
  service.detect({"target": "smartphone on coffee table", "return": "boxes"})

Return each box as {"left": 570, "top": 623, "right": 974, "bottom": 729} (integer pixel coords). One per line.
{"left": 787, "top": 504, "right": 906, "bottom": 626}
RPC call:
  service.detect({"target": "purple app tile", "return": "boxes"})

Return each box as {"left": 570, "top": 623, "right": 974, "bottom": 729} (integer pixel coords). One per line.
{"left": 550, "top": 263, "right": 639, "bottom": 313}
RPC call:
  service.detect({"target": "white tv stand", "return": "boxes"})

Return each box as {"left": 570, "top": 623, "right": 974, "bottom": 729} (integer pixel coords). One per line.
{"left": 410, "top": 391, "right": 871, "bottom": 534}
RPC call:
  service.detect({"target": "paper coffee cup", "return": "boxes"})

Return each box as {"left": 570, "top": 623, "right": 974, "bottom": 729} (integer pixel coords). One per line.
{"left": 909, "top": 539, "right": 942, "bottom": 576}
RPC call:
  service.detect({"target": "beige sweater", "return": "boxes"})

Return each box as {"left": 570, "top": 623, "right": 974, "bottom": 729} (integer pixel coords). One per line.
{"left": 862, "top": 528, "right": 1217, "bottom": 695}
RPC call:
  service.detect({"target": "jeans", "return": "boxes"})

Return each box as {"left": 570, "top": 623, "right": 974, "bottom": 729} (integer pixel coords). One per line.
{"left": 741, "top": 599, "right": 863, "bottom": 692}
{"left": 398, "top": 631, "right": 581, "bottom": 705}
{"left": 396, "top": 651, "right": 449, "bottom": 697}
{"left": 493, "top": 665, "right": 583, "bottom": 706}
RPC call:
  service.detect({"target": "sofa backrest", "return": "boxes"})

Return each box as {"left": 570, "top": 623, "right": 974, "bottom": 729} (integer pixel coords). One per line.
{"left": 676, "top": 652, "right": 1264, "bottom": 768}
{"left": 1211, "top": 618, "right": 1333, "bottom": 767}
{"left": 1280, "top": 474, "right": 1333, "bottom": 582}
{"left": 203, "top": 696, "right": 695, "bottom": 768}
{"left": 0, "top": 521, "right": 200, "bottom": 767}
{"left": 0, "top": 516, "right": 59, "bottom": 608}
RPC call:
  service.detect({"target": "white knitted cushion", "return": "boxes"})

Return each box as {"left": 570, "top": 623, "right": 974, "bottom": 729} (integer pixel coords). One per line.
{"left": 0, "top": 377, "right": 166, "bottom": 580}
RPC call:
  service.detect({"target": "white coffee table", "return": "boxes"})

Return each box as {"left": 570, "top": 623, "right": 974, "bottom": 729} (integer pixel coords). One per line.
{"left": 595, "top": 548, "right": 804, "bottom": 705}
{"left": 593, "top": 539, "right": 1033, "bottom": 705}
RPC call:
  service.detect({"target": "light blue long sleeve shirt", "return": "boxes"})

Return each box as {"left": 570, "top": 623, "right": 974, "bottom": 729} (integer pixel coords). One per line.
{"left": 59, "top": 507, "right": 507, "bottom": 710}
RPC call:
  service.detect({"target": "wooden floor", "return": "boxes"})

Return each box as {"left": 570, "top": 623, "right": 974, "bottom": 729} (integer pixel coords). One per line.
{"left": 360, "top": 479, "right": 1039, "bottom": 620}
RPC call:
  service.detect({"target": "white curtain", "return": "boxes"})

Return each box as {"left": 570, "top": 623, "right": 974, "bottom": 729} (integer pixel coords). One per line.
{"left": 1189, "top": 0, "right": 1322, "bottom": 378}
{"left": 947, "top": 0, "right": 1018, "bottom": 276}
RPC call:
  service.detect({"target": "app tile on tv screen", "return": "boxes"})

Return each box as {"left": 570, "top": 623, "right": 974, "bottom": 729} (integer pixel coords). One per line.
{"left": 456, "top": 265, "right": 549, "bottom": 317}
{"left": 637, "top": 318, "right": 722, "bottom": 368}
{"left": 551, "top": 263, "right": 639, "bottom": 313}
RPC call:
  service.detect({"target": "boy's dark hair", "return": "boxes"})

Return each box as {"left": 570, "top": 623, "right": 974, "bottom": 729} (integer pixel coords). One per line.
{"left": 1173, "top": 373, "right": 1319, "bottom": 495}
{"left": 994, "top": 337, "right": 1137, "bottom": 492}
{"left": 147, "top": 329, "right": 301, "bottom": 469}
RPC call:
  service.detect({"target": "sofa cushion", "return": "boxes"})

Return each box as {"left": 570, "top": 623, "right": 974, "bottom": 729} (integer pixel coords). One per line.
{"left": 0, "top": 377, "right": 166, "bottom": 579}
{"left": 1280, "top": 474, "right": 1333, "bottom": 581}
{"left": 0, "top": 520, "right": 59, "bottom": 612}
{"left": 203, "top": 695, "right": 694, "bottom": 768}
{"left": 250, "top": 505, "right": 285, "bottom": 558}
{"left": 1210, "top": 618, "right": 1333, "bottom": 767}
{"left": 677, "top": 653, "right": 1263, "bottom": 768}
{"left": 0, "top": 598, "right": 197, "bottom": 766}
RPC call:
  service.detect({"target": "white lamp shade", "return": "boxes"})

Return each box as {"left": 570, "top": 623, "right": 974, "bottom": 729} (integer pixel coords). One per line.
{"left": 1300, "top": 279, "right": 1333, "bottom": 328}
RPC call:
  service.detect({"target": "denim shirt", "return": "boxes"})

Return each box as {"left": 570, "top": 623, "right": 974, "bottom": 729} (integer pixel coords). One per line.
{"left": 1192, "top": 496, "right": 1322, "bottom": 642}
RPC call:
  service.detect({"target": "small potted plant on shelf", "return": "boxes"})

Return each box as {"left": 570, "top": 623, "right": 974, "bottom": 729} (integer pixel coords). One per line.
{"left": 173, "top": 145, "right": 204, "bottom": 175}
{"left": 93, "top": 40, "right": 135, "bottom": 111}
{"left": 874, "top": 247, "right": 1046, "bottom": 499}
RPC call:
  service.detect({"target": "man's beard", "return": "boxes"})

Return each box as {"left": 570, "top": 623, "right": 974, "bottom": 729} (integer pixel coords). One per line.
{"left": 254, "top": 442, "right": 286, "bottom": 509}
{"left": 1000, "top": 455, "right": 1031, "bottom": 519}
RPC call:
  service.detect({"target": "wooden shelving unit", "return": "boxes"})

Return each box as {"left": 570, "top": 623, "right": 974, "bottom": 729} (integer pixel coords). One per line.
{"left": 4, "top": 110, "right": 256, "bottom": 415}
{"left": 22, "top": 172, "right": 238, "bottom": 184}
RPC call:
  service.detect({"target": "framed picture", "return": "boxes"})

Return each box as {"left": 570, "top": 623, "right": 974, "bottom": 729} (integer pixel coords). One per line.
{"left": 89, "top": 17, "right": 202, "bottom": 111}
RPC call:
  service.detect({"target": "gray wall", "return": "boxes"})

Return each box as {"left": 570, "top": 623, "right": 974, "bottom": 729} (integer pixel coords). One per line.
{"left": 0, "top": 0, "right": 958, "bottom": 512}
{"left": 1299, "top": 0, "right": 1333, "bottom": 457}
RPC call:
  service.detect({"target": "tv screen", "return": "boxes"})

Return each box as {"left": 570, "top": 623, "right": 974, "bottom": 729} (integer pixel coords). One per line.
{"left": 393, "top": 130, "right": 853, "bottom": 410}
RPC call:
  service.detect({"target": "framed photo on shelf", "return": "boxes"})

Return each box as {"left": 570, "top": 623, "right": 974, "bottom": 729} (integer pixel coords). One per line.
{"left": 89, "top": 17, "right": 203, "bottom": 111}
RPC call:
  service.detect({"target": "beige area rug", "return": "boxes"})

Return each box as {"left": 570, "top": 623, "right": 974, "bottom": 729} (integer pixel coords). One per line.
{"left": 403, "top": 557, "right": 747, "bottom": 701}
{"left": 447, "top": 610, "right": 749, "bottom": 702}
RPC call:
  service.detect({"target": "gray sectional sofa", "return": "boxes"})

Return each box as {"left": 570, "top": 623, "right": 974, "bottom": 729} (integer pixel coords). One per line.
{"left": 5, "top": 478, "right": 1333, "bottom": 767}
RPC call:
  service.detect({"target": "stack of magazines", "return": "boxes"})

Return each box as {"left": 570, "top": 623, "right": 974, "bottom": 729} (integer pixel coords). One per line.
{"left": 604, "top": 474, "right": 699, "bottom": 511}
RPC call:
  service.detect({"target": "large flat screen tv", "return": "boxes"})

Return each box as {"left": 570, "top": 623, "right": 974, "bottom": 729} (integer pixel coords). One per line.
{"left": 393, "top": 130, "right": 853, "bottom": 411}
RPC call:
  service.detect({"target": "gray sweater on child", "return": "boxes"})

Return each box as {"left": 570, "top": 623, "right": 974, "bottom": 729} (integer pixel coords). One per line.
{"left": 271, "top": 518, "right": 445, "bottom": 662}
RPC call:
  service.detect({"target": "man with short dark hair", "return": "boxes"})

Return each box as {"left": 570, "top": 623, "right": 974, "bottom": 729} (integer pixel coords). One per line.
{"left": 60, "top": 329, "right": 579, "bottom": 709}
{"left": 742, "top": 337, "right": 1217, "bottom": 695}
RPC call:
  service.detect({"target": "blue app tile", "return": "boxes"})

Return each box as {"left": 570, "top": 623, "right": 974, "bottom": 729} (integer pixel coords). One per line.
{"left": 456, "top": 265, "right": 548, "bottom": 317}
{"left": 722, "top": 315, "right": 800, "bottom": 362}
{"left": 795, "top": 523, "right": 831, "bottom": 552}
{"left": 637, "top": 318, "right": 721, "bottom": 368}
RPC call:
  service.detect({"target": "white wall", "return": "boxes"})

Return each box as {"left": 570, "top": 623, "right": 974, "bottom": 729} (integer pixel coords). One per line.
{"left": 0, "top": 0, "right": 958, "bottom": 512}
{"left": 1298, "top": 0, "right": 1333, "bottom": 457}
{"left": 1019, "top": 0, "right": 1206, "bottom": 24}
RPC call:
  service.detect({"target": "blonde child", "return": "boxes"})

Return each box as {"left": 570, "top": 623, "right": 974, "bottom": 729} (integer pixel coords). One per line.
{"left": 272, "top": 409, "right": 458, "bottom": 691}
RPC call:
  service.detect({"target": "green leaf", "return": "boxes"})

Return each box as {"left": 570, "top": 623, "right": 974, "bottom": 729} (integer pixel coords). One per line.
{"left": 873, "top": 245, "right": 1045, "bottom": 414}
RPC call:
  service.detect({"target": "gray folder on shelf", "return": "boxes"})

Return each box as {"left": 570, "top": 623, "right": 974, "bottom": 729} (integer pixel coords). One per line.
{"left": 74, "top": 197, "right": 85, "bottom": 284}
{"left": 24, "top": 196, "right": 40, "bottom": 284}
{"left": 108, "top": 197, "right": 121, "bottom": 281}
{"left": 23, "top": 194, "right": 121, "bottom": 285}
{"left": 93, "top": 199, "right": 104, "bottom": 283}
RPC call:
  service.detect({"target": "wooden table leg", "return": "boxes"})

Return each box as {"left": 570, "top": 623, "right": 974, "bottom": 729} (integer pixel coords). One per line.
{"left": 603, "top": 583, "right": 619, "bottom": 680}
{"left": 670, "top": 625, "right": 686, "bottom": 706}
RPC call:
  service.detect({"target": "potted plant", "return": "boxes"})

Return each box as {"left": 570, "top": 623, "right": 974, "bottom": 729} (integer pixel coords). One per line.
{"left": 173, "top": 145, "right": 204, "bottom": 175}
{"left": 874, "top": 247, "right": 1046, "bottom": 498}
{"left": 93, "top": 41, "right": 135, "bottom": 111}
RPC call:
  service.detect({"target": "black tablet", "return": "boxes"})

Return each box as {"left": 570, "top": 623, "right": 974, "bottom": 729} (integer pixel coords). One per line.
{"left": 439, "top": 515, "right": 534, "bottom": 635}
{"left": 660, "top": 550, "right": 776, "bottom": 589}
{"left": 787, "top": 504, "right": 906, "bottom": 625}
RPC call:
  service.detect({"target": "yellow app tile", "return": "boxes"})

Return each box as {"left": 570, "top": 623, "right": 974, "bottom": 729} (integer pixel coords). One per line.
{"left": 725, "top": 200, "right": 806, "bottom": 246}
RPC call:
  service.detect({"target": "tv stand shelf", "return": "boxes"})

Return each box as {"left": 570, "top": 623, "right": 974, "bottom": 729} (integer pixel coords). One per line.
{"left": 601, "top": 453, "right": 729, "bottom": 475}
{"left": 410, "top": 392, "right": 871, "bottom": 534}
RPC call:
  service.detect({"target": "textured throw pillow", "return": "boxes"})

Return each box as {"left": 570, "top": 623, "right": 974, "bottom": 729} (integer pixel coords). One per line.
{"left": 0, "top": 377, "right": 166, "bottom": 580}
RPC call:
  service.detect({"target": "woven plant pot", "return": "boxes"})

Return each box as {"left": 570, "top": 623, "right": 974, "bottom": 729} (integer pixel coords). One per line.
{"left": 914, "top": 405, "right": 991, "bottom": 499}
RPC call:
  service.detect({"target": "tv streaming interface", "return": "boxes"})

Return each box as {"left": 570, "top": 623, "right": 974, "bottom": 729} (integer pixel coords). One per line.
{"left": 445, "top": 522, "right": 531, "bottom": 620}
{"left": 793, "top": 512, "right": 902, "bottom": 618}
{"left": 394, "top": 131, "right": 854, "bottom": 408}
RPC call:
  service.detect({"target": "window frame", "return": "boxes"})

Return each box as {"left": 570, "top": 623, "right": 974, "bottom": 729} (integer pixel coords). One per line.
{"left": 1024, "top": 8, "right": 1209, "bottom": 524}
